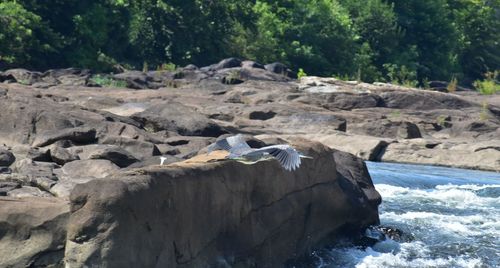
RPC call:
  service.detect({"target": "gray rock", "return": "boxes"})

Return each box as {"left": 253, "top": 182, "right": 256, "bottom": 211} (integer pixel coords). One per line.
{"left": 85, "top": 146, "right": 138, "bottom": 168}
{"left": 0, "top": 197, "right": 69, "bottom": 267}
{"left": 62, "top": 159, "right": 120, "bottom": 179}
{"left": 49, "top": 145, "right": 80, "bottom": 165}
{"left": 323, "top": 93, "right": 382, "bottom": 110}
{"left": 125, "top": 155, "right": 183, "bottom": 169}
{"left": 0, "top": 148, "right": 15, "bottom": 166}
{"left": 113, "top": 71, "right": 151, "bottom": 89}
{"left": 26, "top": 147, "right": 52, "bottom": 162}
{"left": 241, "top": 60, "right": 265, "bottom": 69}
{"left": 0, "top": 167, "right": 11, "bottom": 174}
{"left": 213, "top": 57, "right": 242, "bottom": 70}
{"left": 99, "top": 136, "right": 161, "bottom": 160}
{"left": 32, "top": 126, "right": 97, "bottom": 147}
{"left": 50, "top": 177, "right": 95, "bottom": 198}
{"left": 0, "top": 181, "right": 20, "bottom": 196}
{"left": 397, "top": 122, "right": 422, "bottom": 139}
{"left": 182, "top": 64, "right": 198, "bottom": 71}
{"left": 248, "top": 110, "right": 277, "bottom": 120}
{"left": 7, "top": 186, "right": 53, "bottom": 198}
{"left": 4, "top": 69, "right": 42, "bottom": 84}
{"left": 131, "top": 101, "right": 227, "bottom": 137}
{"left": 380, "top": 91, "right": 472, "bottom": 110}
{"left": 13, "top": 159, "right": 58, "bottom": 181}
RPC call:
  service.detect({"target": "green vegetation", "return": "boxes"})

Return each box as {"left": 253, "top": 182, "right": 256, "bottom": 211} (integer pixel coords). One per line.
{"left": 297, "top": 68, "right": 307, "bottom": 79}
{"left": 0, "top": 0, "right": 498, "bottom": 85}
{"left": 90, "top": 75, "right": 127, "bottom": 88}
{"left": 447, "top": 77, "right": 458, "bottom": 93}
{"left": 436, "top": 115, "right": 447, "bottom": 127}
{"left": 479, "top": 102, "right": 490, "bottom": 121}
{"left": 474, "top": 71, "right": 500, "bottom": 95}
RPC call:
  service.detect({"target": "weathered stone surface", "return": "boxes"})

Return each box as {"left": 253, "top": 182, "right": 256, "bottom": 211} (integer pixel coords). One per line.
{"left": 132, "top": 102, "right": 227, "bottom": 137}
{"left": 397, "top": 122, "right": 422, "bottom": 139}
{"left": 381, "top": 139, "right": 500, "bottom": 171}
{"left": 322, "top": 93, "right": 382, "bottom": 110}
{"left": 83, "top": 145, "right": 138, "bottom": 167}
{"left": 49, "top": 145, "right": 80, "bottom": 165}
{"left": 32, "top": 127, "right": 97, "bottom": 147}
{"left": 113, "top": 71, "right": 152, "bottom": 89}
{"left": 49, "top": 177, "right": 95, "bottom": 198}
{"left": 65, "top": 140, "right": 379, "bottom": 267}
{"left": 4, "top": 69, "right": 42, "bottom": 84}
{"left": 0, "top": 181, "right": 20, "bottom": 196}
{"left": 7, "top": 186, "right": 53, "bottom": 198}
{"left": 212, "top": 57, "right": 242, "bottom": 70}
{"left": 265, "top": 62, "right": 296, "bottom": 78}
{"left": 62, "top": 159, "right": 120, "bottom": 179}
{"left": 13, "top": 159, "right": 58, "bottom": 181}
{"left": 0, "top": 197, "right": 69, "bottom": 267}
{"left": 99, "top": 136, "right": 161, "bottom": 160}
{"left": 380, "top": 90, "right": 472, "bottom": 110}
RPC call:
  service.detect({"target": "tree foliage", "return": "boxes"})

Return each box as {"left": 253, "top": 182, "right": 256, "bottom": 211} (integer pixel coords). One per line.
{"left": 0, "top": 0, "right": 498, "bottom": 84}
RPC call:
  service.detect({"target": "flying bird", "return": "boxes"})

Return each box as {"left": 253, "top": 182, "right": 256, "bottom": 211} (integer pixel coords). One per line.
{"left": 207, "top": 134, "right": 311, "bottom": 171}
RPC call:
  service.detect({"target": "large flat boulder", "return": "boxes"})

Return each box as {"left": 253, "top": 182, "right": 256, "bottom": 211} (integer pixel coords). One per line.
{"left": 64, "top": 140, "right": 380, "bottom": 267}
{"left": 381, "top": 139, "right": 500, "bottom": 171}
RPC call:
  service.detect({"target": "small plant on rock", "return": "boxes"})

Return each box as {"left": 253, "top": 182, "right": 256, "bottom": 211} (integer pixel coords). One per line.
{"left": 223, "top": 69, "right": 244, "bottom": 85}
{"left": 447, "top": 77, "right": 458, "bottom": 93}
{"left": 90, "top": 74, "right": 127, "bottom": 88}
{"left": 157, "top": 62, "right": 176, "bottom": 71}
{"left": 297, "top": 68, "right": 307, "bottom": 79}
{"left": 479, "top": 102, "right": 490, "bottom": 121}
{"left": 474, "top": 71, "right": 499, "bottom": 95}
{"left": 383, "top": 63, "right": 418, "bottom": 88}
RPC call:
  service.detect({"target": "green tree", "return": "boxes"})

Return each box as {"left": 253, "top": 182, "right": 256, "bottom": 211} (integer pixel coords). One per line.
{"left": 390, "top": 0, "right": 460, "bottom": 81}
{"left": 340, "top": 0, "right": 401, "bottom": 81}
{"left": 0, "top": 1, "right": 61, "bottom": 69}
{"left": 240, "top": 0, "right": 358, "bottom": 76}
{"left": 448, "top": 0, "right": 500, "bottom": 83}
{"left": 17, "top": 0, "right": 130, "bottom": 70}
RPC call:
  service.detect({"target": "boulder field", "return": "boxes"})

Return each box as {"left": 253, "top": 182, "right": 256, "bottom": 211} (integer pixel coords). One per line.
{"left": 0, "top": 58, "right": 498, "bottom": 266}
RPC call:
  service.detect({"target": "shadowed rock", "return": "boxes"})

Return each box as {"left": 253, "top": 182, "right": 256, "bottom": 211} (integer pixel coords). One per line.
{"left": 32, "top": 127, "right": 97, "bottom": 147}
{"left": 0, "top": 148, "right": 15, "bottom": 166}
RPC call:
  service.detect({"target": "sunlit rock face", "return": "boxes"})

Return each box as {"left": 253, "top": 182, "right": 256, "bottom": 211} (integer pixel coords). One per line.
{"left": 64, "top": 140, "right": 380, "bottom": 267}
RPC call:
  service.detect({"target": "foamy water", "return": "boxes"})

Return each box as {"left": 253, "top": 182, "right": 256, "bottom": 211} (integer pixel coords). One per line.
{"left": 313, "top": 162, "right": 500, "bottom": 268}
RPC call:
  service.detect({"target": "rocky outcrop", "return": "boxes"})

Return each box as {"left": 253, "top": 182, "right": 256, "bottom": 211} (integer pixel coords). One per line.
{"left": 0, "top": 197, "right": 69, "bottom": 267}
{"left": 64, "top": 140, "right": 380, "bottom": 267}
{"left": 0, "top": 57, "right": 498, "bottom": 266}
{"left": 380, "top": 139, "right": 500, "bottom": 171}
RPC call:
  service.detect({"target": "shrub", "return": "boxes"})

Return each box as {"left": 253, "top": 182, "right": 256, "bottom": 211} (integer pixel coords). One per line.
{"left": 447, "top": 77, "right": 458, "bottom": 93}
{"left": 474, "top": 71, "right": 499, "bottom": 95}
{"left": 297, "top": 68, "right": 307, "bottom": 79}
{"left": 383, "top": 63, "right": 418, "bottom": 87}
{"left": 90, "top": 75, "right": 127, "bottom": 88}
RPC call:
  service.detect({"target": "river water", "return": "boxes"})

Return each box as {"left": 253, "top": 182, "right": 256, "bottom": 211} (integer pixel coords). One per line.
{"left": 314, "top": 162, "right": 500, "bottom": 268}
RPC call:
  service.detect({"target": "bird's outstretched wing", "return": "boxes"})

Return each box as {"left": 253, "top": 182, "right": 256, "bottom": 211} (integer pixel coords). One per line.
{"left": 207, "top": 134, "right": 250, "bottom": 154}
{"left": 251, "top": 144, "right": 302, "bottom": 171}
